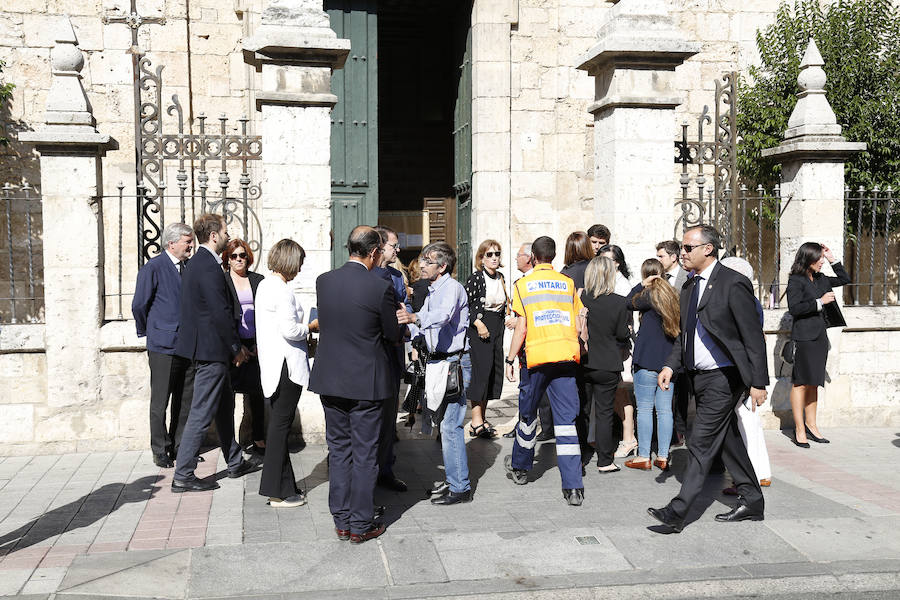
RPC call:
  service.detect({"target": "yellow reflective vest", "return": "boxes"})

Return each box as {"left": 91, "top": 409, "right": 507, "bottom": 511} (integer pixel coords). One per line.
{"left": 511, "top": 264, "right": 583, "bottom": 368}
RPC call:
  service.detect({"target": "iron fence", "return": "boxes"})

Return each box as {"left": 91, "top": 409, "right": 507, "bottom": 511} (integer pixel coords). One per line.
{"left": 0, "top": 183, "right": 43, "bottom": 324}
{"left": 732, "top": 185, "right": 784, "bottom": 309}
{"left": 843, "top": 187, "right": 899, "bottom": 306}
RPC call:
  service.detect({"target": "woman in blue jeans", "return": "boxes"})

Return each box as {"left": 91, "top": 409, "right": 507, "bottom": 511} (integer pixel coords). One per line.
{"left": 624, "top": 259, "right": 680, "bottom": 471}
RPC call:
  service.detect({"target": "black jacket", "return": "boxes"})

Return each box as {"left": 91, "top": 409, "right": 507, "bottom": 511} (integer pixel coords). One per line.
{"left": 787, "top": 262, "right": 850, "bottom": 341}
{"left": 463, "top": 269, "right": 506, "bottom": 325}
{"left": 175, "top": 246, "right": 242, "bottom": 363}
{"left": 308, "top": 261, "right": 403, "bottom": 401}
{"left": 226, "top": 270, "right": 264, "bottom": 338}
{"left": 664, "top": 262, "right": 769, "bottom": 389}
{"left": 627, "top": 283, "right": 676, "bottom": 373}
{"left": 581, "top": 292, "right": 630, "bottom": 372}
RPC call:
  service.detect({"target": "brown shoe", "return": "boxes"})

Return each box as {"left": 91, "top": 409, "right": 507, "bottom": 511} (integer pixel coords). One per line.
{"left": 759, "top": 478, "right": 771, "bottom": 487}
{"left": 335, "top": 528, "right": 350, "bottom": 541}
{"left": 624, "top": 458, "right": 652, "bottom": 470}
{"left": 653, "top": 458, "right": 669, "bottom": 471}
{"left": 349, "top": 523, "right": 386, "bottom": 544}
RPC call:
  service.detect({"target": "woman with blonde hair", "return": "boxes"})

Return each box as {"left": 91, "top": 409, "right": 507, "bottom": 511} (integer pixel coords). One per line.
{"left": 624, "top": 259, "right": 680, "bottom": 471}
{"left": 581, "top": 256, "right": 631, "bottom": 472}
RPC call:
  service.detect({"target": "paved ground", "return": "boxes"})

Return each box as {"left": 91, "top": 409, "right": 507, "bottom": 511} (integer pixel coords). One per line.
{"left": 1, "top": 425, "right": 900, "bottom": 599}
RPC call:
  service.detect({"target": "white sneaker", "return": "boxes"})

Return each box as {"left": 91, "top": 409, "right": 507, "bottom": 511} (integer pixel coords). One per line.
{"left": 268, "top": 493, "right": 307, "bottom": 508}
{"left": 614, "top": 440, "right": 637, "bottom": 458}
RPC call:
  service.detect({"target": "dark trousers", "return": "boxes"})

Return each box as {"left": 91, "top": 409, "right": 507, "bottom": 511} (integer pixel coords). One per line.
{"left": 673, "top": 370, "right": 691, "bottom": 440}
{"left": 174, "top": 360, "right": 243, "bottom": 480}
{"left": 147, "top": 351, "right": 195, "bottom": 458}
{"left": 668, "top": 367, "right": 763, "bottom": 518}
{"left": 574, "top": 365, "right": 593, "bottom": 461}
{"left": 378, "top": 348, "right": 403, "bottom": 477}
{"left": 518, "top": 364, "right": 553, "bottom": 434}
{"left": 259, "top": 364, "right": 302, "bottom": 499}
{"left": 583, "top": 368, "right": 620, "bottom": 467}
{"left": 322, "top": 395, "right": 383, "bottom": 534}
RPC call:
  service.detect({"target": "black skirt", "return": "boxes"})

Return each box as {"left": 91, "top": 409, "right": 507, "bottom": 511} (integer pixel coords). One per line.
{"left": 791, "top": 330, "right": 828, "bottom": 387}
{"left": 466, "top": 310, "right": 505, "bottom": 404}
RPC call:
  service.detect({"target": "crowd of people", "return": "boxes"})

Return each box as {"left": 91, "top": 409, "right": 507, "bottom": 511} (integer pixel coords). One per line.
{"left": 131, "top": 214, "right": 850, "bottom": 542}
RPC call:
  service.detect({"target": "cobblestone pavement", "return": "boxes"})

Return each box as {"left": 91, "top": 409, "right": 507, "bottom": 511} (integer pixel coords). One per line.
{"left": 1, "top": 426, "right": 899, "bottom": 598}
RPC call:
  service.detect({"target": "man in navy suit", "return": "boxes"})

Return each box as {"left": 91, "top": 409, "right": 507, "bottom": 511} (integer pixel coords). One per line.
{"left": 132, "top": 222, "right": 195, "bottom": 468}
{"left": 309, "top": 226, "right": 403, "bottom": 544}
{"left": 172, "top": 214, "right": 258, "bottom": 492}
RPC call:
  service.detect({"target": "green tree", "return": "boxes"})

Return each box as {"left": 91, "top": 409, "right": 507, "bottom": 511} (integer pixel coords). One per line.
{"left": 0, "top": 60, "right": 15, "bottom": 146}
{"left": 737, "top": 0, "right": 900, "bottom": 191}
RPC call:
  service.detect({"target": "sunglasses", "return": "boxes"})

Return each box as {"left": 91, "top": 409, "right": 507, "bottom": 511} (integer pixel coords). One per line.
{"left": 681, "top": 243, "right": 708, "bottom": 253}
{"left": 484, "top": 251, "right": 501, "bottom": 258}
{"left": 230, "top": 252, "right": 247, "bottom": 260}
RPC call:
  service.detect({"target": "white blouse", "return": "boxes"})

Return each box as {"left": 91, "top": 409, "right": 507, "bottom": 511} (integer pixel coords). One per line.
{"left": 254, "top": 275, "right": 310, "bottom": 398}
{"left": 483, "top": 274, "right": 506, "bottom": 311}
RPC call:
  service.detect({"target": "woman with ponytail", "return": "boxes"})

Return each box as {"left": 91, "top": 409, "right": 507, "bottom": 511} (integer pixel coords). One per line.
{"left": 624, "top": 259, "right": 680, "bottom": 471}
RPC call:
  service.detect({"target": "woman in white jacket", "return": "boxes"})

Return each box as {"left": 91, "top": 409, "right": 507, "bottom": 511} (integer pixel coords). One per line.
{"left": 255, "top": 239, "right": 318, "bottom": 507}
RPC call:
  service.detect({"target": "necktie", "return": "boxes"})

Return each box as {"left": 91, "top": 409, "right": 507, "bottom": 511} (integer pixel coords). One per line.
{"left": 684, "top": 276, "right": 702, "bottom": 370}
{"left": 665, "top": 273, "right": 672, "bottom": 280}
{"left": 177, "top": 261, "right": 184, "bottom": 276}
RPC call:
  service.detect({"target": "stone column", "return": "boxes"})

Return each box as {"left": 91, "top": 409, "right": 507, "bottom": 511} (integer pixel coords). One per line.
{"left": 20, "top": 19, "right": 113, "bottom": 439}
{"left": 243, "top": 0, "right": 349, "bottom": 440}
{"left": 576, "top": 0, "right": 699, "bottom": 262}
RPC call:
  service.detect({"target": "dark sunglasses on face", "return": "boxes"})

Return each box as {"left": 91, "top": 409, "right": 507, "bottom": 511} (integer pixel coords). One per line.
{"left": 230, "top": 252, "right": 247, "bottom": 260}
{"left": 681, "top": 243, "right": 708, "bottom": 253}
{"left": 485, "top": 251, "right": 501, "bottom": 258}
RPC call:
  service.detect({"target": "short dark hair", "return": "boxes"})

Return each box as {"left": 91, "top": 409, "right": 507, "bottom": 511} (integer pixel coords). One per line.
{"left": 687, "top": 224, "right": 722, "bottom": 259}
{"left": 656, "top": 240, "right": 680, "bottom": 257}
{"left": 789, "top": 241, "right": 824, "bottom": 276}
{"left": 193, "top": 213, "right": 225, "bottom": 244}
{"left": 587, "top": 224, "right": 611, "bottom": 242}
{"left": 347, "top": 226, "right": 383, "bottom": 258}
{"left": 422, "top": 241, "right": 456, "bottom": 274}
{"left": 531, "top": 236, "right": 556, "bottom": 263}
{"left": 374, "top": 225, "right": 397, "bottom": 244}
{"left": 564, "top": 231, "right": 594, "bottom": 266}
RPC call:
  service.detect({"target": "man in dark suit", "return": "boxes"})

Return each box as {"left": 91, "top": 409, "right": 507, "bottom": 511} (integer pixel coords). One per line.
{"left": 172, "top": 214, "right": 258, "bottom": 492}
{"left": 132, "top": 222, "right": 195, "bottom": 468}
{"left": 309, "top": 226, "right": 403, "bottom": 544}
{"left": 650, "top": 225, "right": 769, "bottom": 532}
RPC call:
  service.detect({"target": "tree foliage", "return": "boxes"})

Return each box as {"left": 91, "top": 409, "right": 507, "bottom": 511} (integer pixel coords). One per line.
{"left": 737, "top": 0, "right": 900, "bottom": 191}
{"left": 0, "top": 60, "right": 15, "bottom": 146}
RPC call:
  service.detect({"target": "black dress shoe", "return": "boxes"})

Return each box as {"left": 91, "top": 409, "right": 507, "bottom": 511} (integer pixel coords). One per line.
{"left": 563, "top": 488, "right": 584, "bottom": 506}
{"left": 502, "top": 429, "right": 516, "bottom": 438}
{"left": 805, "top": 426, "right": 830, "bottom": 443}
{"left": 350, "top": 523, "right": 386, "bottom": 544}
{"left": 431, "top": 489, "right": 473, "bottom": 505}
{"left": 153, "top": 454, "right": 174, "bottom": 468}
{"left": 376, "top": 475, "right": 408, "bottom": 492}
{"left": 228, "top": 458, "right": 261, "bottom": 478}
{"left": 715, "top": 503, "right": 764, "bottom": 523}
{"left": 374, "top": 505, "right": 385, "bottom": 519}
{"left": 535, "top": 430, "right": 554, "bottom": 442}
{"left": 172, "top": 475, "right": 219, "bottom": 493}
{"left": 792, "top": 438, "right": 811, "bottom": 449}
{"left": 647, "top": 506, "right": 684, "bottom": 533}
{"left": 428, "top": 481, "right": 450, "bottom": 496}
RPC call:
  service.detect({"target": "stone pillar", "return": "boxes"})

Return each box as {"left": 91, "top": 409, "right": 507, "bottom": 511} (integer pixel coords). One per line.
{"left": 576, "top": 0, "right": 699, "bottom": 262}
{"left": 762, "top": 40, "right": 865, "bottom": 285}
{"left": 243, "top": 0, "right": 350, "bottom": 440}
{"left": 20, "top": 19, "right": 113, "bottom": 438}
{"left": 762, "top": 40, "right": 865, "bottom": 422}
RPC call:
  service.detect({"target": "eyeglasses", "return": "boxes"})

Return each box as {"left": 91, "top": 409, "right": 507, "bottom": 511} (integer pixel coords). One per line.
{"left": 420, "top": 258, "right": 438, "bottom": 266}
{"left": 484, "top": 251, "right": 501, "bottom": 258}
{"left": 681, "top": 243, "right": 708, "bottom": 253}
{"left": 230, "top": 252, "right": 247, "bottom": 260}
{"left": 386, "top": 242, "right": 401, "bottom": 250}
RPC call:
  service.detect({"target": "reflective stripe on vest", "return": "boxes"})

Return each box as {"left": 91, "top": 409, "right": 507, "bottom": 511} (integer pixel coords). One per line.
{"left": 514, "top": 266, "right": 581, "bottom": 368}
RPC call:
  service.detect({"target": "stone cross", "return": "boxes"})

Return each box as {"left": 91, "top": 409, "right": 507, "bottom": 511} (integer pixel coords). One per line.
{"left": 102, "top": 0, "right": 166, "bottom": 55}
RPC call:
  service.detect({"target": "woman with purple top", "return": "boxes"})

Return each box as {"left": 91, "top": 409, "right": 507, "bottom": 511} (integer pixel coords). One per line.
{"left": 223, "top": 239, "right": 266, "bottom": 455}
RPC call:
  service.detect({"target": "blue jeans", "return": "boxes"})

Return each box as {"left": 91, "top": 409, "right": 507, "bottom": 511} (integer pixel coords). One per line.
{"left": 633, "top": 368, "right": 673, "bottom": 459}
{"left": 440, "top": 353, "right": 471, "bottom": 494}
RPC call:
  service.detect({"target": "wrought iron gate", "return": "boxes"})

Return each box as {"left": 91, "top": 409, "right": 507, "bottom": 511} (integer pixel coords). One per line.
{"left": 674, "top": 72, "right": 739, "bottom": 251}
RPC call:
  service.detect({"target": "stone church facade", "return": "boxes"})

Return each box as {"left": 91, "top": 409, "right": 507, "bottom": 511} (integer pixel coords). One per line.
{"left": 1, "top": 0, "right": 897, "bottom": 454}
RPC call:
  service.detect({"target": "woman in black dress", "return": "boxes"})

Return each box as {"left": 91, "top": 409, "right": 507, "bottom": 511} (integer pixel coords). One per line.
{"left": 463, "top": 239, "right": 508, "bottom": 438}
{"left": 786, "top": 242, "right": 850, "bottom": 447}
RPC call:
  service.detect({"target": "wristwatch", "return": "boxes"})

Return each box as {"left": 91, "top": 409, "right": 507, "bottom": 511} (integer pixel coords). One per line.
{"left": 504, "top": 357, "right": 515, "bottom": 366}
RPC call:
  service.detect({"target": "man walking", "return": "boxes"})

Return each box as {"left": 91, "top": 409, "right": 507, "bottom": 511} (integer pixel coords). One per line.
{"left": 397, "top": 242, "right": 472, "bottom": 505}
{"left": 172, "top": 214, "right": 258, "bottom": 492}
{"left": 503, "top": 236, "right": 585, "bottom": 506}
{"left": 649, "top": 225, "right": 769, "bottom": 533}
{"left": 309, "top": 226, "right": 403, "bottom": 543}
{"left": 132, "top": 222, "right": 195, "bottom": 468}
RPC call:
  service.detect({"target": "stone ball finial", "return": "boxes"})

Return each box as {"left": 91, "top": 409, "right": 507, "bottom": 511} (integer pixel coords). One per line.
{"left": 50, "top": 17, "right": 84, "bottom": 75}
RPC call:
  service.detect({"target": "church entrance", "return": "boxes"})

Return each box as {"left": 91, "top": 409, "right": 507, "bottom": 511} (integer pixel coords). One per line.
{"left": 325, "top": 0, "right": 473, "bottom": 277}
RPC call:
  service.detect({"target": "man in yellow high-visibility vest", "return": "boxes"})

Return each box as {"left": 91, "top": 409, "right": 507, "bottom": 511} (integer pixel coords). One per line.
{"left": 504, "top": 236, "right": 585, "bottom": 506}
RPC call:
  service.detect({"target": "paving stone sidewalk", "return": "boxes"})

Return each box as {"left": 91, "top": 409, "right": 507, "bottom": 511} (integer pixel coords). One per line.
{"left": 1, "top": 427, "right": 899, "bottom": 599}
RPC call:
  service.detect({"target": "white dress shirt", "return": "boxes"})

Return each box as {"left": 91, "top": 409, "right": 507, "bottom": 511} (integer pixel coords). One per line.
{"left": 254, "top": 275, "right": 310, "bottom": 397}
{"left": 691, "top": 261, "right": 734, "bottom": 371}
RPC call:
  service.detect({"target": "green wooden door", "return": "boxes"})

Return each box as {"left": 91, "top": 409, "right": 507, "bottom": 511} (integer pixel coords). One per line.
{"left": 453, "top": 22, "right": 473, "bottom": 282}
{"left": 327, "top": 1, "right": 378, "bottom": 269}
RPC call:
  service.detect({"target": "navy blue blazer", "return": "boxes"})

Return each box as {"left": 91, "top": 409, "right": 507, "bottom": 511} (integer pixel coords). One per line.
{"left": 626, "top": 283, "right": 676, "bottom": 373}
{"left": 309, "top": 261, "right": 403, "bottom": 401}
{"left": 174, "top": 246, "right": 242, "bottom": 363}
{"left": 132, "top": 252, "right": 184, "bottom": 354}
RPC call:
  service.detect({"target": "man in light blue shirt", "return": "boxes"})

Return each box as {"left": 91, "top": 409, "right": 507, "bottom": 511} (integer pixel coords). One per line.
{"left": 398, "top": 242, "right": 472, "bottom": 505}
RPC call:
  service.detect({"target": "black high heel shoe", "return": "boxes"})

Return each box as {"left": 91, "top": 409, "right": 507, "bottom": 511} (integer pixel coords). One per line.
{"left": 805, "top": 426, "right": 830, "bottom": 444}
{"left": 792, "top": 438, "right": 810, "bottom": 449}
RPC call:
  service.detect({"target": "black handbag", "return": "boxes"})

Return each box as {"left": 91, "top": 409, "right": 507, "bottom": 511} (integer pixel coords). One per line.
{"left": 822, "top": 302, "right": 847, "bottom": 329}
{"left": 781, "top": 340, "right": 795, "bottom": 365}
